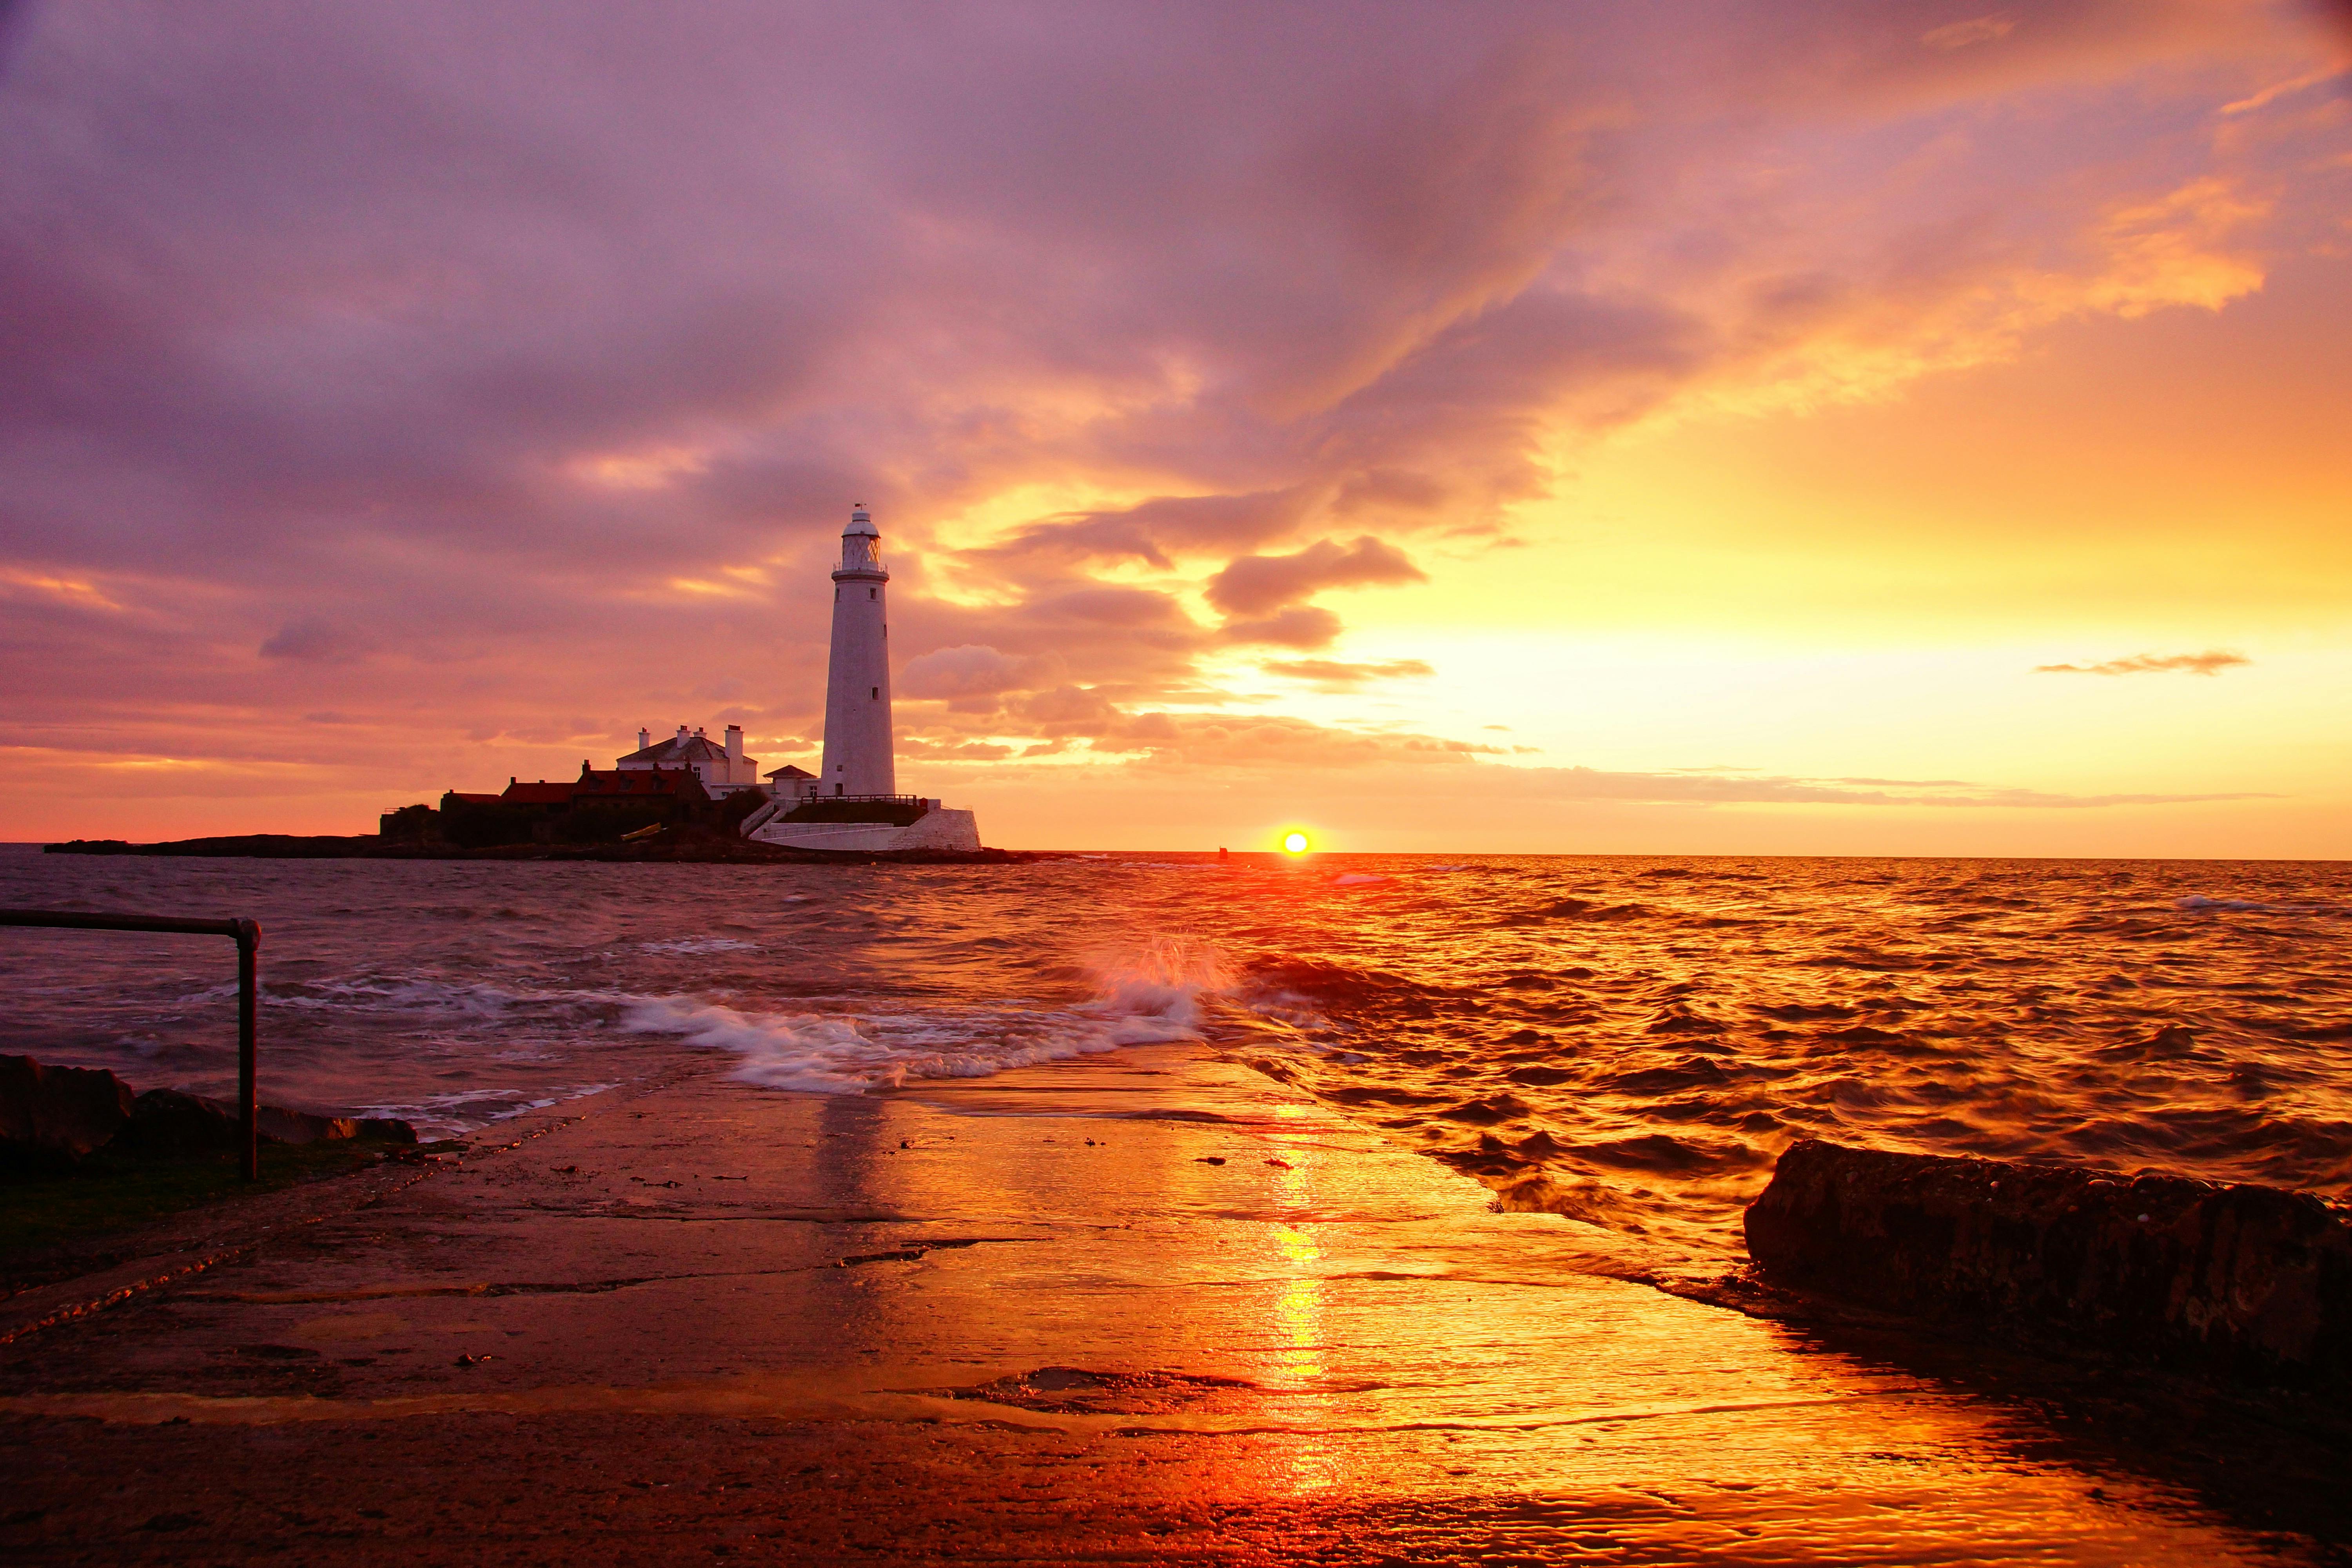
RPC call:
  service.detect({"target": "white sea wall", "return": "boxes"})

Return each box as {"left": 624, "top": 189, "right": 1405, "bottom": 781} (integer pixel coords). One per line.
{"left": 748, "top": 808, "right": 980, "bottom": 853}
{"left": 895, "top": 808, "right": 980, "bottom": 850}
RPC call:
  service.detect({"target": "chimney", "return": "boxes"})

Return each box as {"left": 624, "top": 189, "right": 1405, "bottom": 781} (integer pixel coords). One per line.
{"left": 725, "top": 724, "right": 743, "bottom": 762}
{"left": 676, "top": 724, "right": 689, "bottom": 741}
{"left": 637, "top": 727, "right": 649, "bottom": 751}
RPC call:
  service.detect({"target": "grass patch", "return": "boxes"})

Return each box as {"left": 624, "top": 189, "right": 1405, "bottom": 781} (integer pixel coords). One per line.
{"left": 0, "top": 1141, "right": 385, "bottom": 1281}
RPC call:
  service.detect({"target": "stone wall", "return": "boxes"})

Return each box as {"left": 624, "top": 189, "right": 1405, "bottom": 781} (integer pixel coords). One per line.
{"left": 748, "top": 808, "right": 980, "bottom": 853}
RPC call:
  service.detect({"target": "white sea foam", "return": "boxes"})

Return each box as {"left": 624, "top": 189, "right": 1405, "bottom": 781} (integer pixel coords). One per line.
{"left": 621, "top": 936, "right": 1232, "bottom": 1093}
{"left": 621, "top": 998, "right": 1169, "bottom": 1092}
{"left": 1333, "top": 873, "right": 1388, "bottom": 886}
{"left": 1086, "top": 935, "right": 1230, "bottom": 1027}
{"left": 357, "top": 1080, "right": 620, "bottom": 1138}
{"left": 265, "top": 975, "right": 541, "bottom": 1013}
{"left": 638, "top": 937, "right": 760, "bottom": 954}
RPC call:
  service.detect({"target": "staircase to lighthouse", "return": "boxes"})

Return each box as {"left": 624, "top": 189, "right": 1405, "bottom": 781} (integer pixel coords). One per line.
{"left": 741, "top": 505, "right": 982, "bottom": 852}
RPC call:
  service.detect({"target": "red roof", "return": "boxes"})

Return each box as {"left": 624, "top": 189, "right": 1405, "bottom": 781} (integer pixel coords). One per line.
{"left": 470, "top": 768, "right": 706, "bottom": 808}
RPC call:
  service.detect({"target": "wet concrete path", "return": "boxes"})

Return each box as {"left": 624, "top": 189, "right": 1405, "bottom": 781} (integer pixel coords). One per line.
{"left": 0, "top": 1046, "right": 2332, "bottom": 1564}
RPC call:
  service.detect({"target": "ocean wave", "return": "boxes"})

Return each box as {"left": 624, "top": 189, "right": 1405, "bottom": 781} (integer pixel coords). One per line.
{"left": 621, "top": 936, "right": 1228, "bottom": 1093}
{"left": 617, "top": 998, "right": 1175, "bottom": 1092}
{"left": 356, "top": 1080, "right": 620, "bottom": 1138}
{"left": 2176, "top": 894, "right": 2331, "bottom": 916}
{"left": 11, "top": 849, "right": 2349, "bottom": 1269}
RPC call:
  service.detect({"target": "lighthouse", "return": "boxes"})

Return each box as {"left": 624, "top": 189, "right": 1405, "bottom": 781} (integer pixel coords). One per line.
{"left": 819, "top": 504, "right": 895, "bottom": 797}
{"left": 738, "top": 504, "right": 980, "bottom": 850}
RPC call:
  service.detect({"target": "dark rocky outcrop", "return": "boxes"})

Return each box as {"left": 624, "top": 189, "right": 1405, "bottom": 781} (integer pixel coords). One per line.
{"left": 2, "top": 1054, "right": 416, "bottom": 1168}
{"left": 44, "top": 834, "right": 382, "bottom": 858}
{"left": 45, "top": 829, "right": 1040, "bottom": 864}
{"left": 1745, "top": 1138, "right": 2352, "bottom": 1386}
{"left": 112, "top": 1089, "right": 417, "bottom": 1156}
{"left": 0, "top": 1055, "right": 137, "bottom": 1171}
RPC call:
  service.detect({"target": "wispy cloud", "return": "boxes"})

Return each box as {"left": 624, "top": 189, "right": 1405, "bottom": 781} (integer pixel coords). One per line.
{"left": 258, "top": 618, "right": 373, "bottom": 664}
{"left": 1419, "top": 765, "right": 2268, "bottom": 810}
{"left": 1921, "top": 14, "right": 2016, "bottom": 53}
{"left": 1260, "top": 658, "right": 1435, "bottom": 689}
{"left": 2034, "top": 650, "right": 2250, "bottom": 676}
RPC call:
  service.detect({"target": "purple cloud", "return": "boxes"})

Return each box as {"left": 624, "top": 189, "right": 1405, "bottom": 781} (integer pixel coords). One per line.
{"left": 0, "top": 0, "right": 2336, "bottom": 820}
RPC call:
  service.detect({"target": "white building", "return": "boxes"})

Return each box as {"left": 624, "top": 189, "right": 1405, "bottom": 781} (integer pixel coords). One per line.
{"left": 765, "top": 763, "right": 818, "bottom": 802}
{"left": 741, "top": 505, "right": 982, "bottom": 852}
{"left": 617, "top": 724, "right": 762, "bottom": 797}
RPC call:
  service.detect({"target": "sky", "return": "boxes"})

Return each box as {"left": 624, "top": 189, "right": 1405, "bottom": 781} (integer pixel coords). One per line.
{"left": 3, "top": 0, "right": 2348, "bottom": 855}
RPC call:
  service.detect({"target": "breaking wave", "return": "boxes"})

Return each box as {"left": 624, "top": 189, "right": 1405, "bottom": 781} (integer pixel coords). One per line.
{"left": 619, "top": 935, "right": 1231, "bottom": 1093}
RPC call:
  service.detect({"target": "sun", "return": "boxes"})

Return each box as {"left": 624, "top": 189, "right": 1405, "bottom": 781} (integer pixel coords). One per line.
{"left": 1283, "top": 831, "right": 1310, "bottom": 855}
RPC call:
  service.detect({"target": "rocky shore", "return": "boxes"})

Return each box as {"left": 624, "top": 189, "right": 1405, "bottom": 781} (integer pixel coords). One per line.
{"left": 2, "top": 1054, "right": 415, "bottom": 1176}
{"left": 1743, "top": 1138, "right": 2351, "bottom": 1388}
{"left": 43, "top": 826, "right": 1047, "bottom": 865}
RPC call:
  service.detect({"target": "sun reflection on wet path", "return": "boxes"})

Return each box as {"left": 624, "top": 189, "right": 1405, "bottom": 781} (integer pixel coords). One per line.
{"left": 3, "top": 976, "right": 2342, "bottom": 1559}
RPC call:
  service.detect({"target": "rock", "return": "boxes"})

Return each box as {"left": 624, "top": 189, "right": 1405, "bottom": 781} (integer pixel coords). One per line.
{"left": 1744, "top": 1138, "right": 2352, "bottom": 1387}
{"left": 110, "top": 1089, "right": 247, "bottom": 1156}
{"left": 0, "top": 1054, "right": 137, "bottom": 1169}
{"left": 110, "top": 1087, "right": 417, "bottom": 1155}
{"left": 268, "top": 1104, "right": 421, "bottom": 1145}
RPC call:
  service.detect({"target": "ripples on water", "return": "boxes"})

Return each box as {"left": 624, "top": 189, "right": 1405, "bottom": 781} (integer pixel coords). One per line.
{"left": 4, "top": 846, "right": 2347, "bottom": 1262}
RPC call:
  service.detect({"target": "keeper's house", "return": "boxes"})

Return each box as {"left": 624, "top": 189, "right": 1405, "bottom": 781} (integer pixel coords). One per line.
{"left": 381, "top": 720, "right": 784, "bottom": 848}
{"left": 617, "top": 724, "right": 763, "bottom": 797}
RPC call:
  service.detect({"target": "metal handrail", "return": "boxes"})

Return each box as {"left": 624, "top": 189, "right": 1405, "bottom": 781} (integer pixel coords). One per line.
{"left": 0, "top": 910, "right": 262, "bottom": 1180}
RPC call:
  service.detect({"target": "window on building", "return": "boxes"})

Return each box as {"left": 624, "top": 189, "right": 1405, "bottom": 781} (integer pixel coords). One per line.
{"left": 868, "top": 587, "right": 876, "bottom": 600}
{"left": 870, "top": 686, "right": 878, "bottom": 700}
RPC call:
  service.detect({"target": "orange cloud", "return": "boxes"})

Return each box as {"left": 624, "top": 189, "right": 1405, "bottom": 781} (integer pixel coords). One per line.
{"left": 2034, "top": 650, "right": 2251, "bottom": 675}
{"left": 1259, "top": 658, "right": 1435, "bottom": 689}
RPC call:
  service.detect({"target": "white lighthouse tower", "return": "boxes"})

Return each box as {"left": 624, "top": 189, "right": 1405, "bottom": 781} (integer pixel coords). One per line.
{"left": 819, "top": 504, "right": 895, "bottom": 798}
{"left": 739, "top": 503, "right": 982, "bottom": 852}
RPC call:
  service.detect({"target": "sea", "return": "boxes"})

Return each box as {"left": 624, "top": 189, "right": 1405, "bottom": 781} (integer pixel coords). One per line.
{"left": 4, "top": 845, "right": 2347, "bottom": 1263}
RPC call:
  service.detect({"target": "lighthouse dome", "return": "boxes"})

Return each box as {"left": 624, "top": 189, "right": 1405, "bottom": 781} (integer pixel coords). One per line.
{"left": 845, "top": 505, "right": 877, "bottom": 537}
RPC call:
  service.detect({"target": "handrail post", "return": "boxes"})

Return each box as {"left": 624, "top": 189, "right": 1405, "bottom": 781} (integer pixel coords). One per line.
{"left": 236, "top": 918, "right": 261, "bottom": 1181}
{"left": 1, "top": 908, "right": 266, "bottom": 1180}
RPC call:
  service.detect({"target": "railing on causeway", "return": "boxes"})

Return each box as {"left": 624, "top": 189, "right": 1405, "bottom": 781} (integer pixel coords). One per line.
{"left": 0, "top": 910, "right": 263, "bottom": 1180}
{"left": 795, "top": 794, "right": 936, "bottom": 804}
